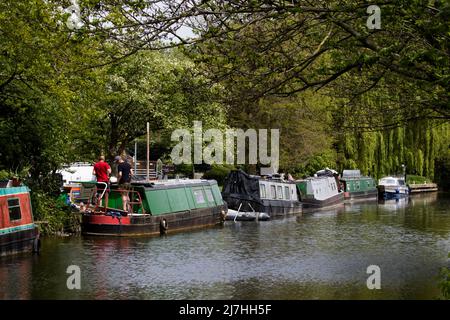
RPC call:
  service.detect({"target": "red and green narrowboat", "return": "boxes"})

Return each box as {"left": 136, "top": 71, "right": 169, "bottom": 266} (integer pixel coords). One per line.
{"left": 0, "top": 182, "right": 40, "bottom": 257}
{"left": 79, "top": 179, "right": 227, "bottom": 237}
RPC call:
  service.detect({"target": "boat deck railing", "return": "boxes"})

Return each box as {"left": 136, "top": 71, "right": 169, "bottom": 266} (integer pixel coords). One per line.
{"left": 87, "top": 184, "right": 146, "bottom": 215}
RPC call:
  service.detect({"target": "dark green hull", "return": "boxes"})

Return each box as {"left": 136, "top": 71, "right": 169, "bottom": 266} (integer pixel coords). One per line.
{"left": 341, "top": 176, "right": 377, "bottom": 201}
{"left": 344, "top": 190, "right": 378, "bottom": 200}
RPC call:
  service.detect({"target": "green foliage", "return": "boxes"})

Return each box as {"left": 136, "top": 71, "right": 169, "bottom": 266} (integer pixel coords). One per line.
{"left": 174, "top": 164, "right": 194, "bottom": 178}
{"left": 335, "top": 121, "right": 449, "bottom": 180}
{"left": 203, "top": 164, "right": 235, "bottom": 186}
{"left": 440, "top": 253, "right": 450, "bottom": 300}
{"left": 0, "top": 171, "right": 9, "bottom": 181}
{"left": 435, "top": 149, "right": 450, "bottom": 191}
{"left": 291, "top": 151, "right": 337, "bottom": 179}
{"left": 30, "top": 190, "right": 80, "bottom": 235}
{"left": 84, "top": 50, "right": 227, "bottom": 160}
{"left": 406, "top": 175, "right": 431, "bottom": 185}
{"left": 440, "top": 267, "right": 450, "bottom": 300}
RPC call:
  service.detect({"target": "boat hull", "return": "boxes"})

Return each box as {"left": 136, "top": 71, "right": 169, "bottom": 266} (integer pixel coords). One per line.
{"left": 301, "top": 192, "right": 344, "bottom": 212}
{"left": 0, "top": 225, "right": 39, "bottom": 257}
{"left": 81, "top": 205, "right": 226, "bottom": 237}
{"left": 222, "top": 195, "right": 302, "bottom": 218}
{"left": 344, "top": 190, "right": 378, "bottom": 201}
{"left": 377, "top": 185, "right": 409, "bottom": 199}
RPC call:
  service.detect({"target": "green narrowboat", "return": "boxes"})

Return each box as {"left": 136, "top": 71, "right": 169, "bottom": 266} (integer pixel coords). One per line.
{"left": 80, "top": 179, "right": 227, "bottom": 237}
{"left": 340, "top": 170, "right": 377, "bottom": 201}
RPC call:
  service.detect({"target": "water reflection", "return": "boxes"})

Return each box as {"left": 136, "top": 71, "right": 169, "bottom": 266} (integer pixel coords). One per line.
{"left": 1, "top": 193, "right": 449, "bottom": 299}
{"left": 378, "top": 197, "right": 409, "bottom": 211}
{"left": 0, "top": 255, "right": 35, "bottom": 299}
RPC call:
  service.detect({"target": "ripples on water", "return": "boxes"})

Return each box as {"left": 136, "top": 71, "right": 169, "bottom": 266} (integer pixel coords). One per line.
{"left": 1, "top": 193, "right": 449, "bottom": 299}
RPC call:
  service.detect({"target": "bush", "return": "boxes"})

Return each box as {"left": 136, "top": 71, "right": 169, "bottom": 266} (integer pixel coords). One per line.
{"left": 439, "top": 253, "right": 450, "bottom": 300}
{"left": 203, "top": 164, "right": 235, "bottom": 186}
{"left": 174, "top": 163, "right": 194, "bottom": 178}
{"left": 406, "top": 175, "right": 431, "bottom": 184}
{"left": 31, "top": 190, "right": 80, "bottom": 235}
{"left": 435, "top": 152, "right": 450, "bottom": 191}
{"left": 0, "top": 169, "right": 80, "bottom": 235}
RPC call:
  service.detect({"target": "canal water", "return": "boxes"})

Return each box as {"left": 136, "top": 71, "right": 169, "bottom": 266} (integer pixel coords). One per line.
{"left": 1, "top": 193, "right": 449, "bottom": 299}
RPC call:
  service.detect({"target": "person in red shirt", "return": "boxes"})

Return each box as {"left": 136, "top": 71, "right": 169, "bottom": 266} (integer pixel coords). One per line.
{"left": 93, "top": 155, "right": 111, "bottom": 183}
{"left": 92, "top": 156, "right": 111, "bottom": 204}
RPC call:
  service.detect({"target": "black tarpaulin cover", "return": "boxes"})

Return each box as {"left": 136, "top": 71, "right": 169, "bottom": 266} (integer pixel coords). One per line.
{"left": 222, "top": 170, "right": 261, "bottom": 202}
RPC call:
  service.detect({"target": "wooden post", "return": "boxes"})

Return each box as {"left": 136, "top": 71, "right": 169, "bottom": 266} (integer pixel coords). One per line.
{"left": 146, "top": 122, "right": 150, "bottom": 182}
{"left": 134, "top": 141, "right": 137, "bottom": 176}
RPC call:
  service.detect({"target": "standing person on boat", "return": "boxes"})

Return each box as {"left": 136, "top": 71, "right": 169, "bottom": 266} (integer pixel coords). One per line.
{"left": 93, "top": 155, "right": 111, "bottom": 204}
{"left": 115, "top": 155, "right": 133, "bottom": 212}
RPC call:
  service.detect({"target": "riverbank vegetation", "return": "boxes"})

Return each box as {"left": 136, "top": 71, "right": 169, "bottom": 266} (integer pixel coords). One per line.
{"left": 1, "top": 0, "right": 449, "bottom": 234}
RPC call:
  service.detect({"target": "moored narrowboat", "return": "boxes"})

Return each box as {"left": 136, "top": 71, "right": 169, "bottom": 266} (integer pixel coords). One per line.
{"left": 80, "top": 179, "right": 227, "bottom": 236}
{"left": 0, "top": 181, "right": 40, "bottom": 257}
{"left": 340, "top": 170, "right": 377, "bottom": 201}
{"left": 296, "top": 176, "right": 344, "bottom": 211}
{"left": 221, "top": 170, "right": 302, "bottom": 218}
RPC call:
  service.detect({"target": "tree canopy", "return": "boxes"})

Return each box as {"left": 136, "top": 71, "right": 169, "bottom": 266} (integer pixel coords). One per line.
{"left": 1, "top": 0, "right": 449, "bottom": 187}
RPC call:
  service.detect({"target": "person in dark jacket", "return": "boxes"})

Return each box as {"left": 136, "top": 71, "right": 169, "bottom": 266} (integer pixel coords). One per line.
{"left": 115, "top": 155, "right": 134, "bottom": 211}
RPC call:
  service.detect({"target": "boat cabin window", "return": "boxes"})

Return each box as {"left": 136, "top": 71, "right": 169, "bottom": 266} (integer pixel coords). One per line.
{"left": 7, "top": 198, "right": 22, "bottom": 221}
{"left": 260, "top": 184, "right": 267, "bottom": 198}
{"left": 277, "top": 186, "right": 283, "bottom": 199}
{"left": 205, "top": 189, "right": 214, "bottom": 203}
{"left": 193, "top": 190, "right": 206, "bottom": 204}
{"left": 270, "top": 185, "right": 276, "bottom": 199}
{"left": 399, "top": 180, "right": 405, "bottom": 186}
{"left": 284, "top": 186, "right": 290, "bottom": 200}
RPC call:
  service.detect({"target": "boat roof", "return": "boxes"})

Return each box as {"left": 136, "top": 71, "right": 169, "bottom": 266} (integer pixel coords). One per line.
{"left": 379, "top": 176, "right": 404, "bottom": 181}
{"left": 297, "top": 176, "right": 335, "bottom": 182}
{"left": 0, "top": 185, "right": 30, "bottom": 196}
{"left": 227, "top": 170, "right": 295, "bottom": 184}
{"left": 315, "top": 168, "right": 338, "bottom": 177}
{"left": 342, "top": 169, "right": 361, "bottom": 178}
{"left": 131, "top": 179, "right": 218, "bottom": 190}
{"left": 380, "top": 176, "right": 405, "bottom": 180}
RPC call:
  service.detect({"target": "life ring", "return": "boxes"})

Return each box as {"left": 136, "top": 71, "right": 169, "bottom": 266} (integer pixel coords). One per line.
{"left": 159, "top": 218, "right": 168, "bottom": 235}
{"left": 32, "top": 237, "right": 41, "bottom": 254}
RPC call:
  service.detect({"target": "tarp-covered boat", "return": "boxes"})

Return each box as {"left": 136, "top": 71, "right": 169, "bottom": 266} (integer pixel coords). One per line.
{"left": 222, "top": 170, "right": 302, "bottom": 218}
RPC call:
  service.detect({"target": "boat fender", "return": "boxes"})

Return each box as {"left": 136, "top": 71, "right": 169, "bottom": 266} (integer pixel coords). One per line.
{"left": 220, "top": 210, "right": 226, "bottom": 223}
{"left": 159, "top": 218, "right": 168, "bottom": 235}
{"left": 32, "top": 237, "right": 41, "bottom": 254}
